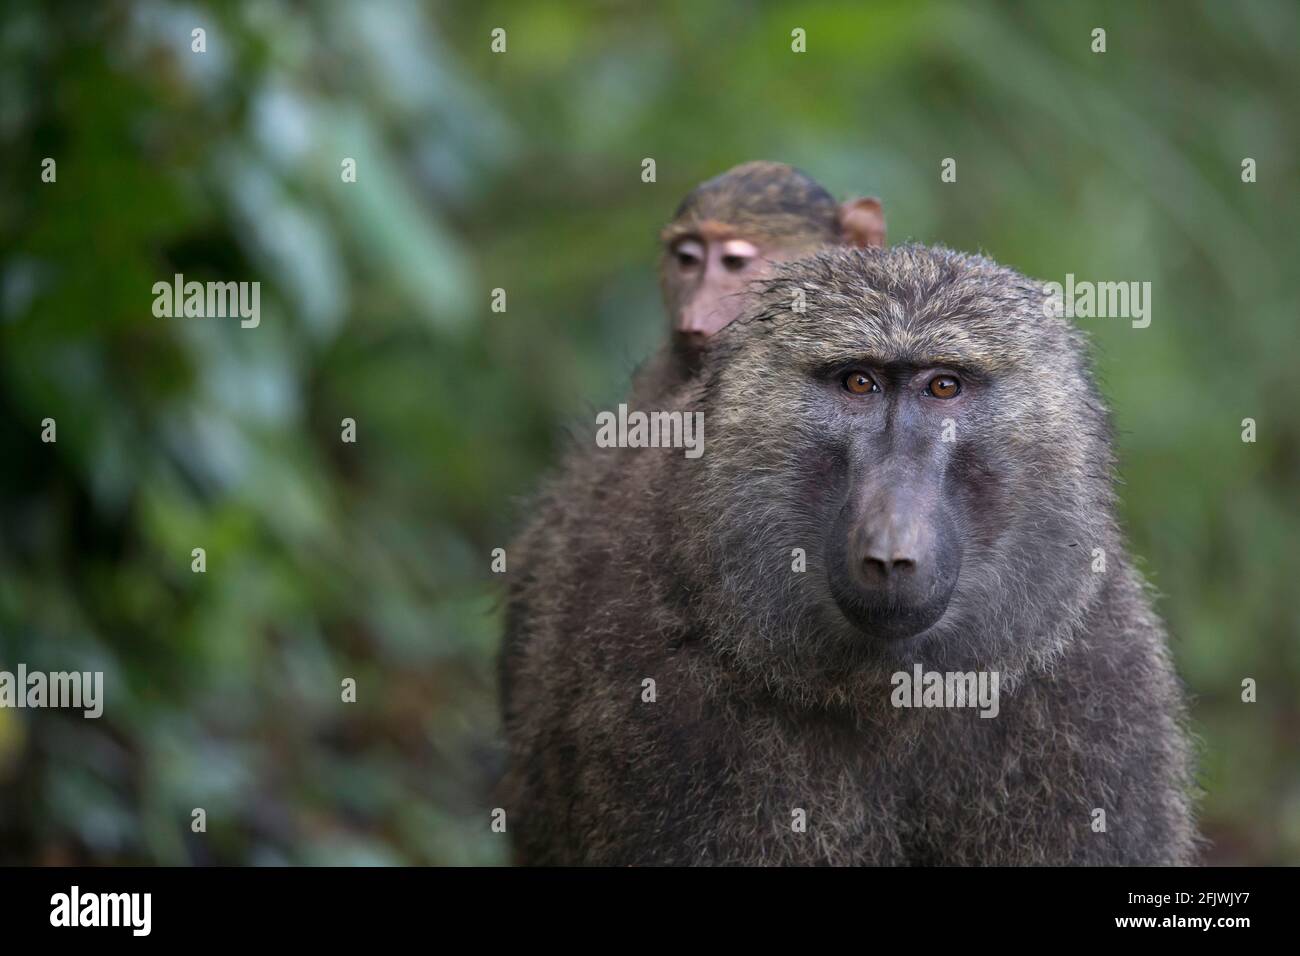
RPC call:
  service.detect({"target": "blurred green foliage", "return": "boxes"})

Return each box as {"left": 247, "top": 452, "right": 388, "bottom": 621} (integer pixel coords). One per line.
{"left": 0, "top": 0, "right": 1296, "bottom": 864}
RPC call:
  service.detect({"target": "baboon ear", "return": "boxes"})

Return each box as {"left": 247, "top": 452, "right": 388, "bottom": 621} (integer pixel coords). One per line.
{"left": 839, "top": 197, "right": 886, "bottom": 248}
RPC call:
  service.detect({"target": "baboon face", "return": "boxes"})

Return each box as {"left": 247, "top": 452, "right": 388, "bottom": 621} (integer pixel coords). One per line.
{"left": 662, "top": 226, "right": 819, "bottom": 341}
{"left": 659, "top": 162, "right": 885, "bottom": 348}
{"left": 687, "top": 246, "right": 1113, "bottom": 683}
{"left": 821, "top": 363, "right": 967, "bottom": 642}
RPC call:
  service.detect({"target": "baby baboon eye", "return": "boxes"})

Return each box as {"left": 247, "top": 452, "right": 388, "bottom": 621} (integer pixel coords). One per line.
{"left": 673, "top": 239, "right": 704, "bottom": 269}
{"left": 720, "top": 239, "right": 759, "bottom": 272}
{"left": 927, "top": 375, "right": 961, "bottom": 399}
{"left": 843, "top": 370, "right": 879, "bottom": 395}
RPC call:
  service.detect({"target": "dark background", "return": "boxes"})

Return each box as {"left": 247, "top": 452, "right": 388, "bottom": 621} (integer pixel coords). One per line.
{"left": 0, "top": 0, "right": 1296, "bottom": 865}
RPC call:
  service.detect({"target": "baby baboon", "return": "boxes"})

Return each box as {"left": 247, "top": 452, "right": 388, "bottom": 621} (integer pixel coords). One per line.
{"left": 635, "top": 161, "right": 885, "bottom": 400}
{"left": 499, "top": 245, "right": 1197, "bottom": 866}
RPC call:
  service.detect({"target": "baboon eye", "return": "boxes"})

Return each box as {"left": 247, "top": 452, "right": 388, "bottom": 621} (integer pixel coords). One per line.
{"left": 720, "top": 239, "right": 758, "bottom": 272}
{"left": 673, "top": 239, "right": 704, "bottom": 269}
{"left": 843, "top": 370, "right": 879, "bottom": 395}
{"left": 927, "top": 375, "right": 960, "bottom": 399}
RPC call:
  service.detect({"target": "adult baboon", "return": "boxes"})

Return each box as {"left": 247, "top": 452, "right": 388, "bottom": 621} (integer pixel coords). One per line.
{"left": 500, "top": 244, "right": 1197, "bottom": 866}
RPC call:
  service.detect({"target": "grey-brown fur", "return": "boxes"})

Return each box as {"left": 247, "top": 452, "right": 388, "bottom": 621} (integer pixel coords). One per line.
{"left": 660, "top": 160, "right": 841, "bottom": 248}
{"left": 500, "top": 244, "right": 1198, "bottom": 865}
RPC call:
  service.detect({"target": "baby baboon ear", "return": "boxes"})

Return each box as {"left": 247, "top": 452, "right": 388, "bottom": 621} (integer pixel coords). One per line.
{"left": 839, "top": 197, "right": 887, "bottom": 248}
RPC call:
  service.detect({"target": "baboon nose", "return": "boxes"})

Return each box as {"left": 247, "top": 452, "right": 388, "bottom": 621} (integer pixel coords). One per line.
{"left": 862, "top": 553, "right": 916, "bottom": 579}
{"left": 830, "top": 492, "right": 961, "bottom": 641}
{"left": 855, "top": 512, "right": 927, "bottom": 585}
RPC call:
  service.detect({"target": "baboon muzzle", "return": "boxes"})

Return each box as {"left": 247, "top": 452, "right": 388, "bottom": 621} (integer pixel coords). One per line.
{"left": 827, "top": 470, "right": 961, "bottom": 642}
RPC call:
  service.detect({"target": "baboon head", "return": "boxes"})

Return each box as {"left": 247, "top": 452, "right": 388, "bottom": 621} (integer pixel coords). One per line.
{"left": 676, "top": 245, "right": 1118, "bottom": 702}
{"left": 659, "top": 162, "right": 885, "bottom": 348}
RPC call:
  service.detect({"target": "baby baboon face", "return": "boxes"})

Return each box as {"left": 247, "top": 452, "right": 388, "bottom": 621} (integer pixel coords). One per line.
{"left": 691, "top": 245, "right": 1107, "bottom": 674}
{"left": 659, "top": 162, "right": 885, "bottom": 348}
